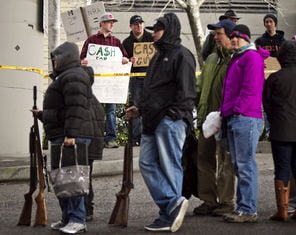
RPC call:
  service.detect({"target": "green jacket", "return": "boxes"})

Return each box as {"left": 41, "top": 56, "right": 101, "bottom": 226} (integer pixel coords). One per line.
{"left": 196, "top": 47, "right": 232, "bottom": 128}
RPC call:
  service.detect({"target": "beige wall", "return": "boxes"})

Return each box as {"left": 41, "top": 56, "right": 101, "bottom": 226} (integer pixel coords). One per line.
{"left": 0, "top": 0, "right": 43, "bottom": 156}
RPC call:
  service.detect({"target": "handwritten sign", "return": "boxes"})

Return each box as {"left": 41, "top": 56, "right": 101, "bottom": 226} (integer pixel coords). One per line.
{"left": 86, "top": 44, "right": 132, "bottom": 103}
{"left": 88, "top": 60, "right": 132, "bottom": 104}
{"left": 133, "top": 42, "right": 156, "bottom": 67}
{"left": 86, "top": 44, "right": 123, "bottom": 62}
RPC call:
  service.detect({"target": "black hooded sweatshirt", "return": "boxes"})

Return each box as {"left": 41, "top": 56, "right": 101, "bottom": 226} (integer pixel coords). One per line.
{"left": 139, "top": 13, "right": 197, "bottom": 134}
{"left": 41, "top": 42, "right": 105, "bottom": 160}
{"left": 255, "top": 30, "right": 285, "bottom": 57}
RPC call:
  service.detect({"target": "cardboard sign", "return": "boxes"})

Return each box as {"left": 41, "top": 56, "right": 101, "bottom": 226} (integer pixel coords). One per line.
{"left": 80, "top": 2, "right": 105, "bottom": 36}
{"left": 61, "top": 8, "right": 88, "bottom": 43}
{"left": 86, "top": 44, "right": 123, "bottom": 62}
{"left": 133, "top": 42, "right": 156, "bottom": 67}
{"left": 61, "top": 2, "right": 105, "bottom": 42}
{"left": 265, "top": 57, "right": 281, "bottom": 79}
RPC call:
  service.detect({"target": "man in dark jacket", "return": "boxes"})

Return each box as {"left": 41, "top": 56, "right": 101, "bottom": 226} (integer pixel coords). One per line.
{"left": 126, "top": 13, "right": 196, "bottom": 232}
{"left": 123, "top": 15, "right": 153, "bottom": 146}
{"left": 34, "top": 42, "right": 104, "bottom": 233}
{"left": 255, "top": 13, "right": 285, "bottom": 57}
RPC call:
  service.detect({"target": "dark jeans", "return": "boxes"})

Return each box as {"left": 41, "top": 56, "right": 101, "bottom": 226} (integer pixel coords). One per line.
{"left": 84, "top": 159, "right": 94, "bottom": 216}
{"left": 129, "top": 77, "right": 144, "bottom": 143}
{"left": 104, "top": 103, "right": 116, "bottom": 143}
{"left": 51, "top": 137, "right": 91, "bottom": 224}
{"left": 271, "top": 140, "right": 296, "bottom": 186}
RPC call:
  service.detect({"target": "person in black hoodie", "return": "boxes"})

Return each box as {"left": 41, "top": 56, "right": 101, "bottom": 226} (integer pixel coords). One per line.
{"left": 255, "top": 13, "right": 285, "bottom": 57}
{"left": 123, "top": 15, "right": 153, "bottom": 146}
{"left": 263, "top": 40, "right": 296, "bottom": 221}
{"left": 33, "top": 41, "right": 104, "bottom": 234}
{"left": 126, "top": 13, "right": 196, "bottom": 232}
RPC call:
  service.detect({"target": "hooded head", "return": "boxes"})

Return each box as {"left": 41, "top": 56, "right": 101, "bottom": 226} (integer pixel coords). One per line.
{"left": 147, "top": 13, "right": 181, "bottom": 51}
{"left": 50, "top": 42, "right": 80, "bottom": 75}
{"left": 277, "top": 40, "right": 296, "bottom": 67}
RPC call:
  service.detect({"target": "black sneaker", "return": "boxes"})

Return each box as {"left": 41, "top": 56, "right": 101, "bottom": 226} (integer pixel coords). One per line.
{"left": 193, "top": 203, "right": 218, "bottom": 215}
{"left": 144, "top": 218, "right": 171, "bottom": 232}
{"left": 170, "top": 199, "right": 189, "bottom": 232}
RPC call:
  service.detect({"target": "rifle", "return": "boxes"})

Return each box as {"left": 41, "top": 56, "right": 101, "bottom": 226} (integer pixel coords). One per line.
{"left": 32, "top": 86, "right": 48, "bottom": 226}
{"left": 17, "top": 126, "right": 38, "bottom": 226}
{"left": 109, "top": 110, "right": 134, "bottom": 226}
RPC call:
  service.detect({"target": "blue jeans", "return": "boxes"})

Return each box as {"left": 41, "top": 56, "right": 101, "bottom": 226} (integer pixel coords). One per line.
{"left": 104, "top": 103, "right": 117, "bottom": 143}
{"left": 51, "top": 137, "right": 91, "bottom": 224}
{"left": 226, "top": 115, "right": 263, "bottom": 214}
{"left": 271, "top": 141, "right": 296, "bottom": 185}
{"left": 129, "top": 77, "right": 144, "bottom": 142}
{"left": 139, "top": 117, "right": 187, "bottom": 222}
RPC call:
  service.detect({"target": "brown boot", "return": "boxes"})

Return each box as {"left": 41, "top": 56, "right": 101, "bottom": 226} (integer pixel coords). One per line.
{"left": 270, "top": 180, "right": 290, "bottom": 221}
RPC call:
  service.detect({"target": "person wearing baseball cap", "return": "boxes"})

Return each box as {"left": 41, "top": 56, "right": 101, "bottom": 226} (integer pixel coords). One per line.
{"left": 122, "top": 15, "right": 153, "bottom": 146}
{"left": 255, "top": 13, "right": 285, "bottom": 57}
{"left": 221, "top": 24, "right": 270, "bottom": 223}
{"left": 194, "top": 19, "right": 236, "bottom": 217}
{"left": 79, "top": 12, "right": 129, "bottom": 220}
{"left": 126, "top": 12, "right": 196, "bottom": 232}
{"left": 202, "top": 9, "right": 240, "bottom": 60}
{"left": 99, "top": 12, "right": 118, "bottom": 23}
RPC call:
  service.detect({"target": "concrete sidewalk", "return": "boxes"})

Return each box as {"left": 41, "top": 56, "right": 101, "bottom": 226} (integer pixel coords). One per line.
{"left": 0, "top": 141, "right": 271, "bottom": 182}
{"left": 0, "top": 146, "right": 140, "bottom": 182}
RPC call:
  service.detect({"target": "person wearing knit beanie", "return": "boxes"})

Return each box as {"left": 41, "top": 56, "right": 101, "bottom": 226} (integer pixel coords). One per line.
{"left": 255, "top": 13, "right": 285, "bottom": 57}
{"left": 264, "top": 13, "right": 278, "bottom": 26}
{"left": 230, "top": 24, "right": 251, "bottom": 43}
{"left": 221, "top": 22, "right": 269, "bottom": 223}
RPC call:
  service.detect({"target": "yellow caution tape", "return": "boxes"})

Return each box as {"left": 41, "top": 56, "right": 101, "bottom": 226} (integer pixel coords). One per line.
{"left": 0, "top": 65, "right": 277, "bottom": 78}
{"left": 0, "top": 65, "right": 45, "bottom": 76}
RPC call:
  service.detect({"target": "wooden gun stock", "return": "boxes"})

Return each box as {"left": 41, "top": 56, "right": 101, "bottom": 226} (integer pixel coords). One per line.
{"left": 17, "top": 126, "right": 38, "bottom": 226}
{"left": 109, "top": 119, "right": 134, "bottom": 226}
{"left": 32, "top": 86, "right": 47, "bottom": 226}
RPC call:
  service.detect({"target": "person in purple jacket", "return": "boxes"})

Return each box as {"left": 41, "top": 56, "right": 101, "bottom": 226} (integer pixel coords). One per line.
{"left": 220, "top": 24, "right": 269, "bottom": 223}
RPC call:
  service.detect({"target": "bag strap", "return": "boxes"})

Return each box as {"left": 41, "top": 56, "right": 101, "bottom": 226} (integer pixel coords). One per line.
{"left": 59, "top": 144, "right": 79, "bottom": 169}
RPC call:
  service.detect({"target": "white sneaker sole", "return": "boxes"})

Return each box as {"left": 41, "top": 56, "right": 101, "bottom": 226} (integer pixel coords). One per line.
{"left": 170, "top": 199, "right": 189, "bottom": 232}
{"left": 144, "top": 225, "right": 170, "bottom": 232}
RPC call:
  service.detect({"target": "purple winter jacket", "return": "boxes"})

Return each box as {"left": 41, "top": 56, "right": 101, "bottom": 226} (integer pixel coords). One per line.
{"left": 220, "top": 45, "right": 269, "bottom": 118}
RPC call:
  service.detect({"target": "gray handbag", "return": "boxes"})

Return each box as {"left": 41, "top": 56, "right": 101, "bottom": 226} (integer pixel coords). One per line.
{"left": 50, "top": 144, "right": 90, "bottom": 199}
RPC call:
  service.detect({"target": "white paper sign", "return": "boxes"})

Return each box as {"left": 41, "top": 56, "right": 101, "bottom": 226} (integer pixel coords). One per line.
{"left": 86, "top": 44, "right": 123, "bottom": 62}
{"left": 88, "top": 60, "right": 131, "bottom": 104}
{"left": 86, "top": 44, "right": 131, "bottom": 103}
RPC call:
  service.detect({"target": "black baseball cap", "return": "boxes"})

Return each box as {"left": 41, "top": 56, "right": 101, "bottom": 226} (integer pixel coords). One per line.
{"left": 146, "top": 17, "right": 166, "bottom": 32}
{"left": 130, "top": 15, "right": 144, "bottom": 25}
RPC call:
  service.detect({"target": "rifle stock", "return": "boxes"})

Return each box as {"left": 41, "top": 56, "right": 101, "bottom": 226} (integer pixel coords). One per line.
{"left": 109, "top": 119, "right": 134, "bottom": 226}
{"left": 17, "top": 126, "right": 37, "bottom": 226}
{"left": 32, "top": 86, "right": 47, "bottom": 226}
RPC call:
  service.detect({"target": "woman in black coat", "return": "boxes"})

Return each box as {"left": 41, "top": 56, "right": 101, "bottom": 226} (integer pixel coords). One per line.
{"left": 263, "top": 40, "right": 296, "bottom": 221}
{"left": 35, "top": 41, "right": 104, "bottom": 233}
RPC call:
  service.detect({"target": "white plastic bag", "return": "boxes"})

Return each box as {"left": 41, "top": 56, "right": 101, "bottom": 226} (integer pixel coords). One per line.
{"left": 202, "top": 111, "right": 222, "bottom": 139}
